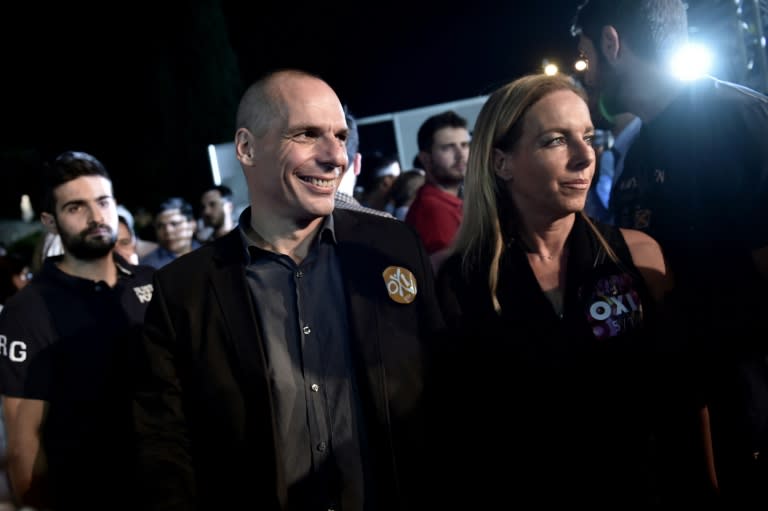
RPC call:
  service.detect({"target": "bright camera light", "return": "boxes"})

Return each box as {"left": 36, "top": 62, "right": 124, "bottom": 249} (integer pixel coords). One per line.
{"left": 669, "top": 43, "right": 712, "bottom": 80}
{"left": 544, "top": 63, "right": 559, "bottom": 76}
{"left": 574, "top": 59, "right": 588, "bottom": 72}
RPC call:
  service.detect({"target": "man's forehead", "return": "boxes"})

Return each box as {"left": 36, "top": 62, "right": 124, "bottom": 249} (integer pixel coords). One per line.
{"left": 117, "top": 222, "right": 132, "bottom": 236}
{"left": 157, "top": 209, "right": 187, "bottom": 220}
{"left": 202, "top": 190, "right": 222, "bottom": 202}
{"left": 55, "top": 175, "right": 113, "bottom": 200}
{"left": 276, "top": 79, "right": 345, "bottom": 128}
{"left": 433, "top": 126, "right": 470, "bottom": 144}
{"left": 284, "top": 106, "right": 346, "bottom": 129}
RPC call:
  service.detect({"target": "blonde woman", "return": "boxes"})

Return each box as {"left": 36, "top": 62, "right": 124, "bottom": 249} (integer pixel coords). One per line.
{"left": 433, "top": 74, "right": 714, "bottom": 507}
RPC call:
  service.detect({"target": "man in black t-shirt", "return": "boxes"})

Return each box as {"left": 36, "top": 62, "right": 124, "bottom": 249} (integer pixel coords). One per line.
{"left": 572, "top": 0, "right": 768, "bottom": 505}
{"left": 0, "top": 151, "right": 154, "bottom": 510}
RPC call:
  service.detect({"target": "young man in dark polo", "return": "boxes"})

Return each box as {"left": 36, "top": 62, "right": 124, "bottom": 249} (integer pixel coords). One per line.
{"left": 0, "top": 151, "right": 154, "bottom": 510}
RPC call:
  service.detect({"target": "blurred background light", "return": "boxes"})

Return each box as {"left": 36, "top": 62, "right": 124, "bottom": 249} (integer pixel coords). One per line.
{"left": 669, "top": 42, "right": 713, "bottom": 80}
{"left": 544, "top": 62, "right": 559, "bottom": 76}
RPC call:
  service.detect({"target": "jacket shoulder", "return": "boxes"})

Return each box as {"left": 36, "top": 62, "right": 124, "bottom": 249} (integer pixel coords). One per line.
{"left": 152, "top": 241, "right": 224, "bottom": 285}
{"left": 334, "top": 208, "right": 424, "bottom": 248}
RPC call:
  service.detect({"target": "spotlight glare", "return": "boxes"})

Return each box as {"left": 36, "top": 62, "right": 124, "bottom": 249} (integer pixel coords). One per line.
{"left": 574, "top": 59, "right": 588, "bottom": 72}
{"left": 544, "top": 63, "right": 559, "bottom": 76}
{"left": 669, "top": 43, "right": 712, "bottom": 81}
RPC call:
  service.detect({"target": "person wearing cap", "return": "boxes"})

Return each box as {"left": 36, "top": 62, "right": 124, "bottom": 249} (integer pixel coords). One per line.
{"left": 358, "top": 152, "right": 401, "bottom": 213}
{"left": 115, "top": 204, "right": 139, "bottom": 265}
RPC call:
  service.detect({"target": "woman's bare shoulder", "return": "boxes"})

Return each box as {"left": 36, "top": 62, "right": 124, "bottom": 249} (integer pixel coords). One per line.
{"left": 619, "top": 228, "right": 674, "bottom": 301}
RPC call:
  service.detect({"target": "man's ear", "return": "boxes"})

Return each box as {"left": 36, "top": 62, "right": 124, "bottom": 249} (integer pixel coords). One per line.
{"left": 418, "top": 150, "right": 431, "bottom": 171}
{"left": 41, "top": 212, "right": 58, "bottom": 234}
{"left": 493, "top": 148, "right": 514, "bottom": 181}
{"left": 601, "top": 25, "right": 621, "bottom": 64}
{"left": 352, "top": 152, "right": 362, "bottom": 177}
{"left": 235, "top": 128, "right": 256, "bottom": 166}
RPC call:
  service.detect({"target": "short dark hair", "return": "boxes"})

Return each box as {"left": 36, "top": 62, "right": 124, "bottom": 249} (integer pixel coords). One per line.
{"left": 154, "top": 197, "right": 195, "bottom": 221}
{"left": 417, "top": 110, "right": 468, "bottom": 152}
{"left": 571, "top": 0, "right": 688, "bottom": 61}
{"left": 390, "top": 169, "right": 426, "bottom": 208}
{"left": 204, "top": 185, "right": 233, "bottom": 202}
{"left": 42, "top": 151, "right": 111, "bottom": 214}
{"left": 344, "top": 105, "right": 359, "bottom": 165}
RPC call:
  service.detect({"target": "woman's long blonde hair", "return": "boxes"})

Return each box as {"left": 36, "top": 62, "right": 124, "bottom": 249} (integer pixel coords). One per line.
{"left": 452, "top": 73, "right": 617, "bottom": 312}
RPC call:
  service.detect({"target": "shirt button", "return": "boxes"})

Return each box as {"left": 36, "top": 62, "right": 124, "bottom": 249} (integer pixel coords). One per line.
{"left": 303, "top": 325, "right": 311, "bottom": 335}
{"left": 94, "top": 285, "right": 102, "bottom": 292}
{"left": 311, "top": 383, "right": 320, "bottom": 392}
{"left": 317, "top": 441, "right": 327, "bottom": 452}
{"left": 295, "top": 270, "right": 304, "bottom": 278}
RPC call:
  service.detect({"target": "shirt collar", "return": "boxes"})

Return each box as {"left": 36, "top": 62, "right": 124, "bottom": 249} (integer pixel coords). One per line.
{"left": 237, "top": 207, "right": 337, "bottom": 263}
{"left": 113, "top": 252, "right": 135, "bottom": 276}
{"left": 41, "top": 251, "right": 133, "bottom": 287}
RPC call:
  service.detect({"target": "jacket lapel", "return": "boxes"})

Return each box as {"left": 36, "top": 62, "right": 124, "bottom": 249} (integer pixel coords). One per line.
{"left": 209, "top": 230, "right": 268, "bottom": 384}
{"left": 208, "top": 228, "right": 286, "bottom": 505}
{"left": 333, "top": 210, "right": 390, "bottom": 426}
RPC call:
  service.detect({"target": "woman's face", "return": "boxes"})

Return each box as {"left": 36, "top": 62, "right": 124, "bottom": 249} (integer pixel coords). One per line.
{"left": 494, "top": 89, "right": 596, "bottom": 220}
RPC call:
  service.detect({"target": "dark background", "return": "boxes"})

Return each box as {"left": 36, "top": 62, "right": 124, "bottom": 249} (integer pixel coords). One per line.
{"left": 1, "top": 0, "right": 757, "bottom": 221}
{"left": 0, "top": 0, "right": 582, "bottom": 219}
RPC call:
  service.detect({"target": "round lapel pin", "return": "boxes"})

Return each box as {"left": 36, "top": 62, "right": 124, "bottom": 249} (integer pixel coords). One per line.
{"left": 382, "top": 266, "right": 418, "bottom": 304}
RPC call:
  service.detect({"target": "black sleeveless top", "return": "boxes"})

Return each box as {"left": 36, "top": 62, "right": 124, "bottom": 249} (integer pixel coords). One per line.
{"left": 433, "top": 214, "right": 701, "bottom": 507}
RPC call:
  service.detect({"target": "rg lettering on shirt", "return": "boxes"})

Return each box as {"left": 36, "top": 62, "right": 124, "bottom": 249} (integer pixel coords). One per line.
{"left": 0, "top": 334, "right": 28, "bottom": 362}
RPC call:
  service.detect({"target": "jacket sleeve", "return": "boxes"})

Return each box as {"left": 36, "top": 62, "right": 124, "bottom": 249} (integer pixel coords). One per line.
{"left": 133, "top": 274, "right": 197, "bottom": 511}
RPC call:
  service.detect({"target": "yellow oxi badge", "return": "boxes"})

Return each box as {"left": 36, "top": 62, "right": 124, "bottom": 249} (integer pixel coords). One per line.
{"left": 382, "top": 266, "right": 418, "bottom": 304}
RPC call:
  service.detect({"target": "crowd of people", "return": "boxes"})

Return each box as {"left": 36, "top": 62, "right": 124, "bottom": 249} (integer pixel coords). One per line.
{"left": 0, "top": 0, "right": 767, "bottom": 509}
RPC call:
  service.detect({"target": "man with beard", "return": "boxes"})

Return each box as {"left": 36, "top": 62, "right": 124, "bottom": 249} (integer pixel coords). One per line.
{"left": 405, "top": 110, "right": 469, "bottom": 264}
{"left": 572, "top": 0, "right": 768, "bottom": 505}
{"left": 198, "top": 184, "right": 235, "bottom": 242}
{"left": 0, "top": 151, "right": 154, "bottom": 510}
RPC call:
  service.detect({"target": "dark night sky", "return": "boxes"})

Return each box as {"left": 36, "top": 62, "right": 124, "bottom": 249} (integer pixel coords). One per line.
{"left": 0, "top": 0, "right": 582, "bottom": 220}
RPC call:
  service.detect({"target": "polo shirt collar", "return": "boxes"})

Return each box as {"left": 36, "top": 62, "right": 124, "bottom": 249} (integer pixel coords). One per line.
{"left": 41, "top": 252, "right": 133, "bottom": 289}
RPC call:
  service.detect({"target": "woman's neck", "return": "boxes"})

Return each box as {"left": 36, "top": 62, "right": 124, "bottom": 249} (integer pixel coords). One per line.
{"left": 517, "top": 212, "right": 575, "bottom": 261}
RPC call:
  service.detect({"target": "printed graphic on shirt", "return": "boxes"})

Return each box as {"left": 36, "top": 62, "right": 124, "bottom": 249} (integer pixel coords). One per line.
{"left": 633, "top": 209, "right": 651, "bottom": 230}
{"left": 580, "top": 272, "right": 643, "bottom": 340}
{"left": 383, "top": 266, "right": 417, "bottom": 304}
{"left": 0, "top": 334, "right": 27, "bottom": 362}
{"left": 133, "top": 284, "right": 154, "bottom": 304}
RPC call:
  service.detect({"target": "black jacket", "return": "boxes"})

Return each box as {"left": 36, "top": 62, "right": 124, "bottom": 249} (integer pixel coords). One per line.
{"left": 133, "top": 208, "right": 444, "bottom": 511}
